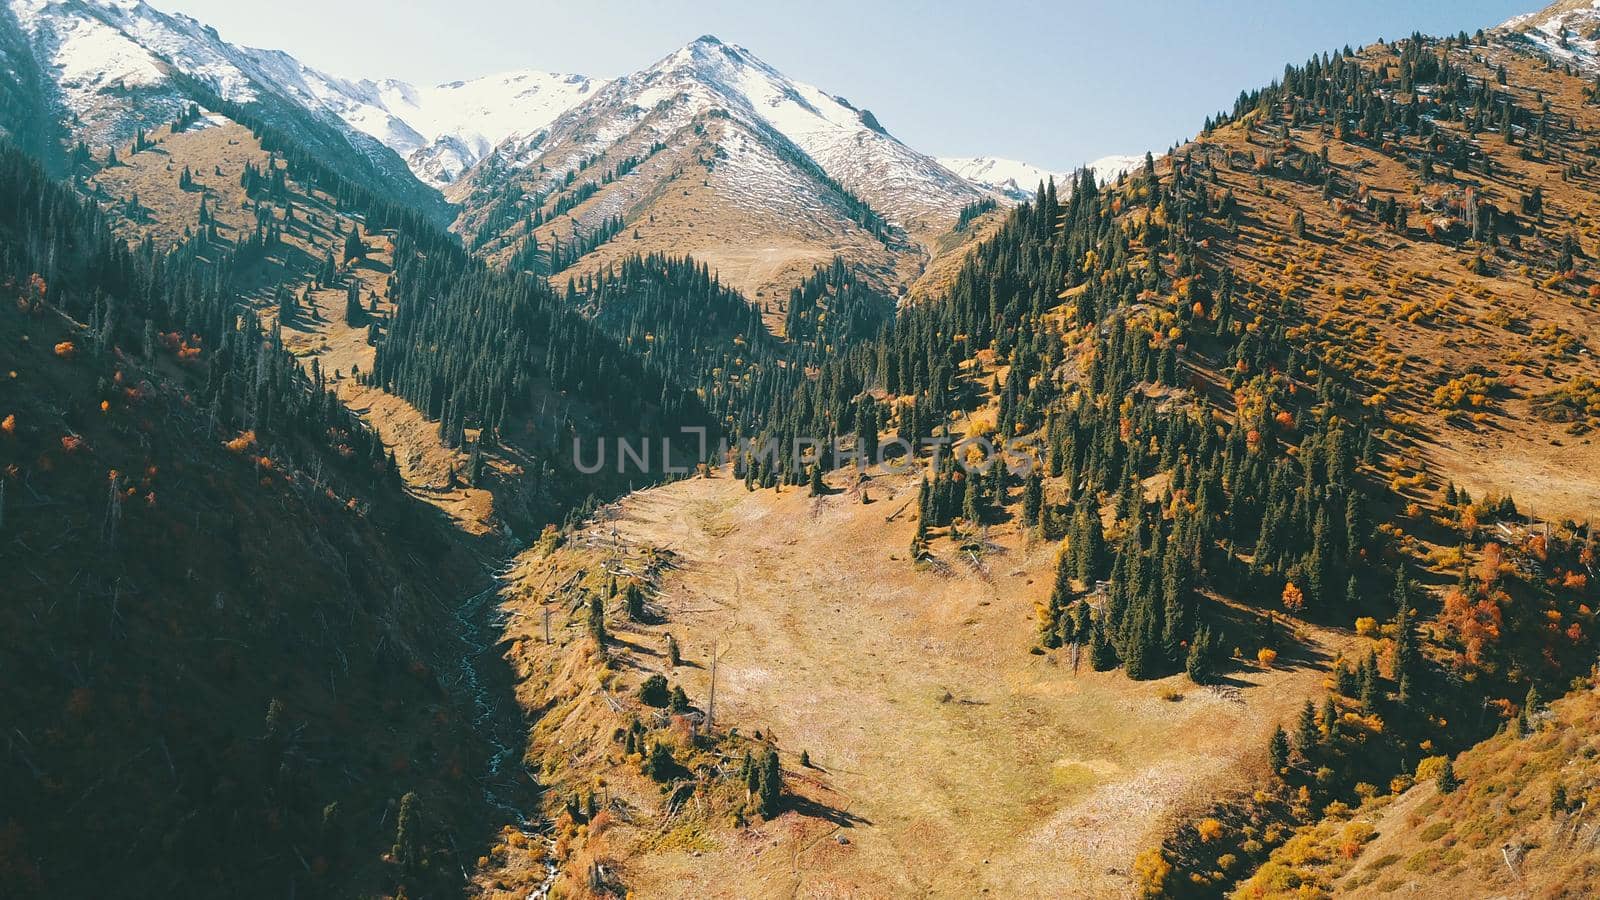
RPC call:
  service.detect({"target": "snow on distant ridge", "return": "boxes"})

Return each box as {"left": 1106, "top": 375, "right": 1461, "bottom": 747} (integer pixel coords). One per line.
{"left": 298, "top": 69, "right": 605, "bottom": 187}
{"left": 940, "top": 154, "right": 1142, "bottom": 202}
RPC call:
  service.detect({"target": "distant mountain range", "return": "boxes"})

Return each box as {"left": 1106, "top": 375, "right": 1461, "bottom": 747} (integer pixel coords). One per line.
{"left": 938, "top": 154, "right": 1143, "bottom": 201}
{"left": 0, "top": 0, "right": 1131, "bottom": 295}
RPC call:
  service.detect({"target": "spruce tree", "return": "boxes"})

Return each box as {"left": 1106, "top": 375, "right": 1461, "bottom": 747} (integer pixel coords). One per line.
{"left": 1041, "top": 545, "right": 1073, "bottom": 648}
{"left": 344, "top": 282, "right": 363, "bottom": 325}
{"left": 1358, "top": 649, "right": 1380, "bottom": 711}
{"left": 393, "top": 791, "right": 422, "bottom": 873}
{"left": 1334, "top": 661, "right": 1356, "bottom": 696}
{"left": 961, "top": 474, "right": 982, "bottom": 527}
{"left": 1022, "top": 470, "right": 1044, "bottom": 526}
{"left": 1184, "top": 624, "right": 1214, "bottom": 683}
{"left": 1295, "top": 699, "right": 1318, "bottom": 755}
{"left": 588, "top": 593, "right": 606, "bottom": 643}
{"left": 758, "top": 748, "right": 782, "bottom": 817}
{"left": 1436, "top": 757, "right": 1458, "bottom": 794}
{"left": 1269, "top": 726, "right": 1290, "bottom": 774}
{"left": 1392, "top": 569, "right": 1417, "bottom": 709}
{"left": 1090, "top": 615, "right": 1118, "bottom": 671}
{"left": 343, "top": 223, "right": 367, "bottom": 263}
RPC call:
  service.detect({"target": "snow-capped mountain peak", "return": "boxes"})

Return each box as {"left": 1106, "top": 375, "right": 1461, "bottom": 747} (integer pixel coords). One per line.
{"left": 1, "top": 0, "right": 448, "bottom": 212}
{"left": 0, "top": 0, "right": 1136, "bottom": 274}
{"left": 504, "top": 32, "right": 987, "bottom": 231}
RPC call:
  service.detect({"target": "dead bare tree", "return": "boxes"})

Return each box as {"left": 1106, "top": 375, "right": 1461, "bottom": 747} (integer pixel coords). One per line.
{"left": 102, "top": 473, "right": 123, "bottom": 550}
{"left": 704, "top": 639, "right": 721, "bottom": 736}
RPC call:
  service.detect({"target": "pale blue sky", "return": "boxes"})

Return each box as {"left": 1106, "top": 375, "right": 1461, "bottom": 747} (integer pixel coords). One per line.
{"left": 155, "top": 0, "right": 1535, "bottom": 170}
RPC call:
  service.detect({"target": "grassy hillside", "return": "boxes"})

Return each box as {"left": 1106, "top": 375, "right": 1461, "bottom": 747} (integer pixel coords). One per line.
{"left": 1179, "top": 32, "right": 1600, "bottom": 518}
{"left": 1235, "top": 679, "right": 1600, "bottom": 898}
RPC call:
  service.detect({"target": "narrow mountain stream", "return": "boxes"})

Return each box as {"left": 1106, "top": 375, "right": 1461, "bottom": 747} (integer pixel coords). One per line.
{"left": 449, "top": 575, "right": 559, "bottom": 896}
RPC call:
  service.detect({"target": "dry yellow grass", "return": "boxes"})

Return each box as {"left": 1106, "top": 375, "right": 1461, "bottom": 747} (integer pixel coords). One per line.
{"left": 486, "top": 468, "right": 1356, "bottom": 897}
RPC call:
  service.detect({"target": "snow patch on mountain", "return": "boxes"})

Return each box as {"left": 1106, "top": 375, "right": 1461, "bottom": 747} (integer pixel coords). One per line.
{"left": 8, "top": 0, "right": 258, "bottom": 143}
{"left": 294, "top": 69, "right": 605, "bottom": 187}
{"left": 5, "top": 0, "right": 447, "bottom": 215}
{"left": 1502, "top": 1, "right": 1600, "bottom": 69}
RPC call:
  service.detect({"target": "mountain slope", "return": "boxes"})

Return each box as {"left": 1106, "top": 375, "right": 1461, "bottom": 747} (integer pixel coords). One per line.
{"left": 0, "top": 0, "right": 446, "bottom": 216}
{"left": 0, "top": 138, "right": 516, "bottom": 898}
{"left": 1332, "top": 684, "right": 1600, "bottom": 898}
{"left": 457, "top": 36, "right": 985, "bottom": 231}
{"left": 1503, "top": 0, "right": 1600, "bottom": 66}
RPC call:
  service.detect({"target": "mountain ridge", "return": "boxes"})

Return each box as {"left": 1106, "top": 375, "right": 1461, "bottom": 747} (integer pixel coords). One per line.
{"left": 2, "top": 0, "right": 450, "bottom": 215}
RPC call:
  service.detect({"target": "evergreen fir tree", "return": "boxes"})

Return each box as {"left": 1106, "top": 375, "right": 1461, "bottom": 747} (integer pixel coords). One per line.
{"left": 1022, "top": 470, "right": 1044, "bottom": 526}
{"left": 758, "top": 748, "right": 782, "bottom": 817}
{"left": 393, "top": 791, "right": 422, "bottom": 873}
{"left": 588, "top": 593, "right": 606, "bottom": 643}
{"left": 1436, "top": 757, "right": 1458, "bottom": 794}
{"left": 1185, "top": 624, "right": 1214, "bottom": 683}
{"left": 1090, "top": 615, "right": 1118, "bottom": 670}
{"left": 1269, "top": 726, "right": 1290, "bottom": 774}
{"left": 1359, "top": 649, "right": 1380, "bottom": 711}
{"left": 1295, "top": 699, "right": 1319, "bottom": 755}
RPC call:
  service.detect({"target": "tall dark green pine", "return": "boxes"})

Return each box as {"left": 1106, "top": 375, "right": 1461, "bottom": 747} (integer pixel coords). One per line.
{"left": 1022, "top": 470, "right": 1044, "bottom": 526}
{"left": 1294, "top": 699, "right": 1318, "bottom": 755}
{"left": 1436, "top": 757, "right": 1458, "bottom": 794}
{"left": 1269, "top": 726, "right": 1290, "bottom": 775}
{"left": 1090, "top": 615, "right": 1118, "bottom": 670}
{"left": 1042, "top": 546, "right": 1073, "bottom": 648}
{"left": 393, "top": 791, "right": 422, "bottom": 873}
{"left": 588, "top": 593, "right": 606, "bottom": 643}
{"left": 1358, "top": 649, "right": 1380, "bottom": 712}
{"left": 344, "top": 282, "right": 363, "bottom": 325}
{"left": 961, "top": 474, "right": 981, "bottom": 528}
{"left": 1185, "top": 624, "right": 1213, "bottom": 683}
{"left": 758, "top": 748, "right": 782, "bottom": 817}
{"left": 1392, "top": 569, "right": 1417, "bottom": 709}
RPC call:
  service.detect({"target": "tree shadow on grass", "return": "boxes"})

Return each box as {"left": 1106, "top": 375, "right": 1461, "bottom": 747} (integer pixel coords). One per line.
{"left": 786, "top": 794, "right": 872, "bottom": 829}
